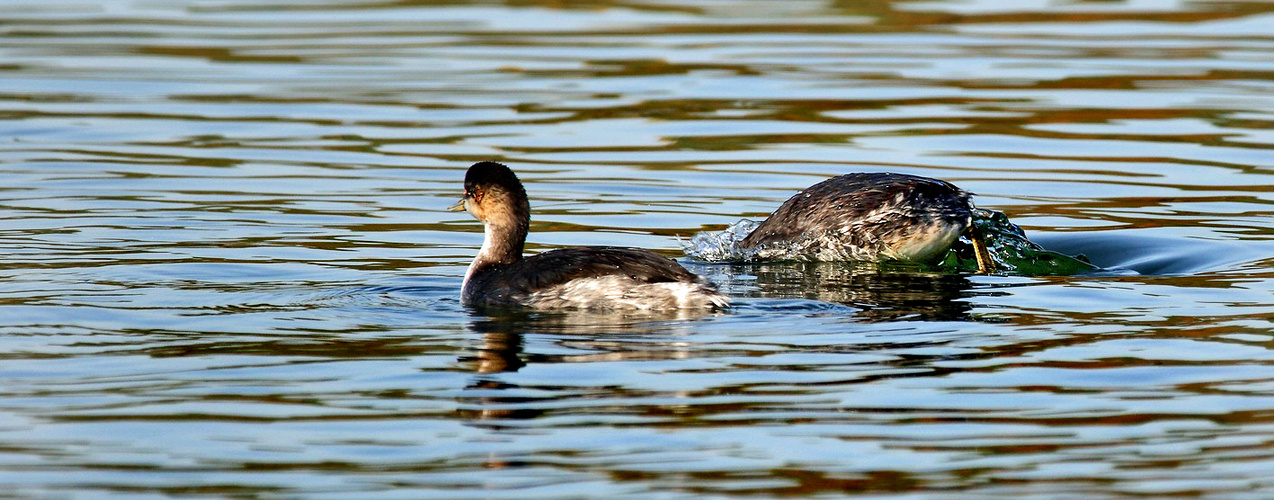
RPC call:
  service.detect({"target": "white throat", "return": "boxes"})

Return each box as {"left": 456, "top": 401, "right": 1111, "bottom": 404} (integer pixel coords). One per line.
{"left": 461, "top": 223, "right": 496, "bottom": 298}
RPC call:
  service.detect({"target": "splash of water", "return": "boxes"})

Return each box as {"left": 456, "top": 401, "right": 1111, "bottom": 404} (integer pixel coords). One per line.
{"left": 683, "top": 209, "right": 1098, "bottom": 276}
{"left": 683, "top": 218, "right": 764, "bottom": 262}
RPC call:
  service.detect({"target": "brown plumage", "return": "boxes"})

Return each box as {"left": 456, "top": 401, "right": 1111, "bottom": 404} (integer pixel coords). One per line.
{"left": 452, "top": 161, "right": 729, "bottom": 311}
{"left": 739, "top": 172, "right": 994, "bottom": 271}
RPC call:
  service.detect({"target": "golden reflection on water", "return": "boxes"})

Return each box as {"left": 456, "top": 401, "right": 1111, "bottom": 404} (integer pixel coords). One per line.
{"left": 2, "top": 0, "right": 1274, "bottom": 498}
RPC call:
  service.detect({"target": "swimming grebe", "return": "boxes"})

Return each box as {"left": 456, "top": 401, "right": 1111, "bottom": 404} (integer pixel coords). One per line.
{"left": 738, "top": 172, "right": 994, "bottom": 272}
{"left": 450, "top": 161, "right": 729, "bottom": 311}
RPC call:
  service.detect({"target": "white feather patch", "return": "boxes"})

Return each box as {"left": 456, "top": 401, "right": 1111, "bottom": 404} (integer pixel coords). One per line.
{"left": 526, "top": 275, "right": 728, "bottom": 311}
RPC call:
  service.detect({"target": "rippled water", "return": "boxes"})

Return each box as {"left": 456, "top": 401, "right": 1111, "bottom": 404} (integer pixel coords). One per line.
{"left": 3, "top": 0, "right": 1274, "bottom": 498}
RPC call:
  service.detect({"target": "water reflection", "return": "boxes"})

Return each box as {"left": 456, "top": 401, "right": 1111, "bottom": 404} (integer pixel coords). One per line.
{"left": 458, "top": 313, "right": 703, "bottom": 425}
{"left": 5, "top": 0, "right": 1274, "bottom": 498}
{"left": 458, "top": 321, "right": 533, "bottom": 423}
{"left": 466, "top": 324, "right": 528, "bottom": 376}
{"left": 725, "top": 262, "right": 976, "bottom": 322}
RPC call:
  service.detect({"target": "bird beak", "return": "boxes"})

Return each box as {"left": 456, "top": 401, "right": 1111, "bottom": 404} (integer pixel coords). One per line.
{"left": 447, "top": 198, "right": 466, "bottom": 212}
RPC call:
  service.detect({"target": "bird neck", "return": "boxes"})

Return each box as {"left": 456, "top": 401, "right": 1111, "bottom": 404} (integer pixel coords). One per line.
{"left": 462, "top": 212, "right": 528, "bottom": 296}
{"left": 476, "top": 216, "right": 527, "bottom": 266}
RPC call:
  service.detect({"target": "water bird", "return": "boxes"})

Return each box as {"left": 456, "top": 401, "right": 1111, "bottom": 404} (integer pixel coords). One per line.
{"left": 737, "top": 172, "right": 994, "bottom": 272}
{"left": 450, "top": 161, "right": 729, "bottom": 311}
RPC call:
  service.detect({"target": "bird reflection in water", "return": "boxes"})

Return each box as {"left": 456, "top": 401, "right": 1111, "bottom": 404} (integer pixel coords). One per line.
{"left": 457, "top": 310, "right": 714, "bottom": 425}
{"left": 456, "top": 316, "right": 534, "bottom": 424}
{"left": 455, "top": 260, "right": 985, "bottom": 430}
{"left": 712, "top": 261, "right": 978, "bottom": 322}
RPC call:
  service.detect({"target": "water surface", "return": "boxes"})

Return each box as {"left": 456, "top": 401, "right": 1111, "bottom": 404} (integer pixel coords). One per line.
{"left": 2, "top": 0, "right": 1273, "bottom": 498}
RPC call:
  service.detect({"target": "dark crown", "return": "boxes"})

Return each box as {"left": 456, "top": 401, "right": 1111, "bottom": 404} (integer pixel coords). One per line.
{"left": 465, "top": 161, "right": 523, "bottom": 194}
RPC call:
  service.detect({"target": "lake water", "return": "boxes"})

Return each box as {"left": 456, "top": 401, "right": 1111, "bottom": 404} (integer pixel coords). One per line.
{"left": 2, "top": 0, "right": 1273, "bottom": 498}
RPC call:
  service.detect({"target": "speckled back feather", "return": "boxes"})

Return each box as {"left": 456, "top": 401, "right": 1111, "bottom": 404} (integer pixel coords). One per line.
{"left": 739, "top": 172, "right": 974, "bottom": 262}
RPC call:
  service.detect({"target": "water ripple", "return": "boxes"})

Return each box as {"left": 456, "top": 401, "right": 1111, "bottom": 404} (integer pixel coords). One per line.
{"left": 2, "top": 1, "right": 1274, "bottom": 499}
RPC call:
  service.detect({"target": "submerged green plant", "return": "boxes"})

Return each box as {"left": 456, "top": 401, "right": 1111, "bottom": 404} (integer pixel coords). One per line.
{"left": 945, "top": 209, "right": 1098, "bottom": 275}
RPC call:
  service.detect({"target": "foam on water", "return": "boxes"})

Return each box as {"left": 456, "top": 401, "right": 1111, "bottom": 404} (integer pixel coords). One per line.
{"left": 682, "top": 218, "right": 764, "bottom": 262}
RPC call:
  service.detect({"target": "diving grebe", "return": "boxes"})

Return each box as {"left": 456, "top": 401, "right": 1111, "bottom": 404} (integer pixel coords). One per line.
{"left": 738, "top": 172, "right": 994, "bottom": 272}
{"left": 450, "top": 161, "right": 729, "bottom": 311}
